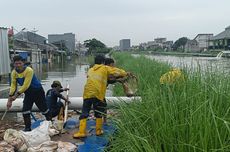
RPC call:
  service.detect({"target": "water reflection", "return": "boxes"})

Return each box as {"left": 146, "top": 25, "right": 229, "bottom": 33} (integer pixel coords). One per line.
{"left": 134, "top": 54, "right": 230, "bottom": 74}
{"left": 33, "top": 56, "right": 89, "bottom": 97}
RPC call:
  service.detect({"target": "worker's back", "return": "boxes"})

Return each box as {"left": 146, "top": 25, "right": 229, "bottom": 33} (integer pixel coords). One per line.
{"left": 83, "top": 64, "right": 126, "bottom": 101}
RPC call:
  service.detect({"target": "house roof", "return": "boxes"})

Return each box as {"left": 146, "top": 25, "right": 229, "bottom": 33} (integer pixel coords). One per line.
{"left": 211, "top": 26, "right": 230, "bottom": 40}
{"left": 194, "top": 33, "right": 213, "bottom": 40}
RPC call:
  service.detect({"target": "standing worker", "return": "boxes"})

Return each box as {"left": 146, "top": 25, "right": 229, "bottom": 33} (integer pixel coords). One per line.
{"left": 73, "top": 55, "right": 129, "bottom": 138}
{"left": 46, "top": 80, "right": 69, "bottom": 119}
{"left": 7, "top": 55, "right": 51, "bottom": 131}
{"left": 103, "top": 58, "right": 117, "bottom": 124}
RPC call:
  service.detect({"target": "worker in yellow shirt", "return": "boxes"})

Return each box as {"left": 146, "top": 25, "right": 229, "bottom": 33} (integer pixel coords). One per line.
{"left": 160, "top": 68, "right": 185, "bottom": 85}
{"left": 7, "top": 55, "right": 51, "bottom": 131}
{"left": 73, "top": 55, "right": 129, "bottom": 138}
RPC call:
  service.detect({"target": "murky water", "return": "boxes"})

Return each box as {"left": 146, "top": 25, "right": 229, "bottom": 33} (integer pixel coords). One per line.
{"left": 33, "top": 56, "right": 89, "bottom": 97}
{"left": 134, "top": 54, "right": 230, "bottom": 74}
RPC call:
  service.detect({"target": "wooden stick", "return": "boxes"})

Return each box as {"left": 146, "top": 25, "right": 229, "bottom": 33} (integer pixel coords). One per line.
{"left": 64, "top": 83, "right": 70, "bottom": 125}
{"left": 1, "top": 109, "right": 7, "bottom": 120}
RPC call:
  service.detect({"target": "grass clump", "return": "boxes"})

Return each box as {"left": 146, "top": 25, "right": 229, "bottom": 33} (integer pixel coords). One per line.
{"left": 108, "top": 52, "right": 230, "bottom": 152}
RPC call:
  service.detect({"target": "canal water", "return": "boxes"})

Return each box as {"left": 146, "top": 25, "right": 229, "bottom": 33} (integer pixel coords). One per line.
{"left": 35, "top": 57, "right": 89, "bottom": 97}
{"left": 135, "top": 54, "right": 230, "bottom": 74}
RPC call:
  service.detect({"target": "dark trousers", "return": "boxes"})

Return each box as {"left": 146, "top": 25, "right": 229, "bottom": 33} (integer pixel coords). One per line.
{"left": 79, "top": 98, "right": 105, "bottom": 120}
{"left": 102, "top": 98, "right": 107, "bottom": 116}
{"left": 50, "top": 101, "right": 64, "bottom": 118}
{"left": 22, "top": 88, "right": 51, "bottom": 128}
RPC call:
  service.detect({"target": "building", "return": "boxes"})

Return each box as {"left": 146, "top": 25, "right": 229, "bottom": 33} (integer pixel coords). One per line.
{"left": 154, "top": 38, "right": 174, "bottom": 50}
{"left": 210, "top": 26, "right": 230, "bottom": 50}
{"left": 184, "top": 40, "right": 199, "bottom": 52}
{"left": 48, "top": 33, "right": 75, "bottom": 53}
{"left": 194, "top": 34, "right": 213, "bottom": 51}
{"left": 154, "top": 38, "right": 166, "bottom": 44}
{"left": 119, "top": 39, "right": 131, "bottom": 51}
{"left": 14, "top": 31, "right": 58, "bottom": 63}
{"left": 14, "top": 31, "right": 46, "bottom": 44}
{"left": 147, "top": 41, "right": 160, "bottom": 49}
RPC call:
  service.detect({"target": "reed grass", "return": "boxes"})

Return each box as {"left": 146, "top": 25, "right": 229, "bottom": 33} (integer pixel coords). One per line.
{"left": 109, "top": 52, "right": 230, "bottom": 152}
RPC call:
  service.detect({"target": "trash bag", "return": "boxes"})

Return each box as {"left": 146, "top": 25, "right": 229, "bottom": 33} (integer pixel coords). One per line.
{"left": 0, "top": 141, "right": 14, "bottom": 152}
{"left": 3, "top": 129, "right": 28, "bottom": 152}
{"left": 20, "top": 121, "right": 51, "bottom": 147}
{"left": 27, "top": 141, "right": 58, "bottom": 152}
{"left": 121, "top": 74, "right": 138, "bottom": 97}
{"left": 49, "top": 123, "right": 60, "bottom": 136}
{"left": 57, "top": 141, "right": 77, "bottom": 152}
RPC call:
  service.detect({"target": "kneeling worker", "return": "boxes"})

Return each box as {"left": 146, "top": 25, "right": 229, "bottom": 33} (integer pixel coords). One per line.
{"left": 46, "top": 81, "right": 69, "bottom": 119}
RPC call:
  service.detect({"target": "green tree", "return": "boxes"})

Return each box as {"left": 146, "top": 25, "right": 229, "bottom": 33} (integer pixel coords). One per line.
{"left": 84, "top": 38, "right": 107, "bottom": 54}
{"left": 173, "top": 37, "right": 188, "bottom": 51}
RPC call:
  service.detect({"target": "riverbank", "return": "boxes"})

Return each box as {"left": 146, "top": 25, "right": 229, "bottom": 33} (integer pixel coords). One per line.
{"left": 109, "top": 52, "right": 230, "bottom": 151}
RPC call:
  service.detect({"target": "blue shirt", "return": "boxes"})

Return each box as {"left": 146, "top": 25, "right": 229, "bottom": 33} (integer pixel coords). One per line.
{"left": 46, "top": 88, "right": 64, "bottom": 109}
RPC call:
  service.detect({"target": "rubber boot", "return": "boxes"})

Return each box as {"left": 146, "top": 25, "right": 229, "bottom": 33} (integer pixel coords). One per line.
{"left": 57, "top": 107, "right": 64, "bottom": 120}
{"left": 96, "top": 118, "right": 103, "bottom": 136}
{"left": 23, "top": 114, "right": 31, "bottom": 132}
{"left": 73, "top": 119, "right": 87, "bottom": 138}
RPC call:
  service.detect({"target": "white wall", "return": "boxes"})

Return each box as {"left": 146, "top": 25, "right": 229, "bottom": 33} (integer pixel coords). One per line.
{"left": 0, "top": 28, "right": 11, "bottom": 75}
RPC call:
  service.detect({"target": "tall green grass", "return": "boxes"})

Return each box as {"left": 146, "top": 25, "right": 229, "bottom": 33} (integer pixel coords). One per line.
{"left": 109, "top": 53, "right": 230, "bottom": 152}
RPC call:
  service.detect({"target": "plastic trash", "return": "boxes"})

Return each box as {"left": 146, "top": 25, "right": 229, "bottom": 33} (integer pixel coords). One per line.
{"left": 20, "top": 121, "right": 51, "bottom": 147}
{"left": 3, "top": 129, "right": 27, "bottom": 152}
{"left": 27, "top": 141, "right": 58, "bottom": 152}
{"left": 0, "top": 141, "right": 14, "bottom": 152}
{"left": 57, "top": 141, "right": 77, "bottom": 152}
{"left": 27, "top": 141, "right": 77, "bottom": 152}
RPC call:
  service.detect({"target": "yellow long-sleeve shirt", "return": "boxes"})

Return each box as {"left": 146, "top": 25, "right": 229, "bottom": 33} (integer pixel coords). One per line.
{"left": 83, "top": 64, "right": 127, "bottom": 101}
{"left": 160, "top": 68, "right": 185, "bottom": 85}
{"left": 9, "top": 67, "right": 42, "bottom": 96}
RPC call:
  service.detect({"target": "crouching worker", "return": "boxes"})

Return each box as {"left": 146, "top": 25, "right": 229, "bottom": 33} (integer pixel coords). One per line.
{"left": 7, "top": 55, "right": 51, "bottom": 132}
{"left": 73, "top": 55, "right": 129, "bottom": 138}
{"left": 160, "top": 68, "right": 185, "bottom": 85}
{"left": 46, "top": 81, "right": 69, "bottom": 120}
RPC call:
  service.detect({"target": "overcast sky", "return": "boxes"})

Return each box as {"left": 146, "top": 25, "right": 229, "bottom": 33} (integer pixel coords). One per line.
{"left": 1, "top": 0, "right": 230, "bottom": 47}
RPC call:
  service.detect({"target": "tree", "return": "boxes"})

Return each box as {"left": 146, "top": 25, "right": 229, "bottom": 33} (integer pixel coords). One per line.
{"left": 84, "top": 38, "right": 107, "bottom": 54}
{"left": 173, "top": 37, "right": 188, "bottom": 51}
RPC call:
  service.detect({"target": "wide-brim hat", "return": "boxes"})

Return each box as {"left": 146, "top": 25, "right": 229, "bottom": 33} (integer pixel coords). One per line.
{"left": 52, "top": 80, "right": 63, "bottom": 88}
